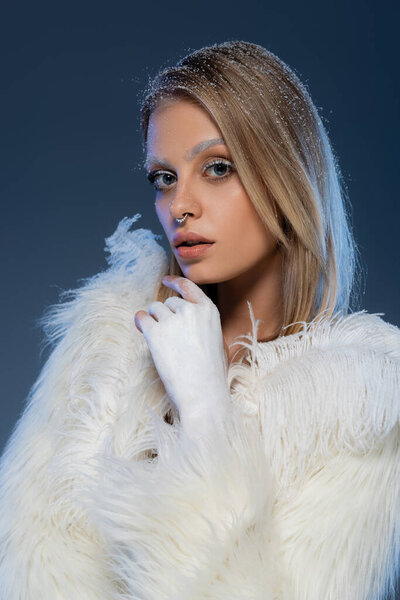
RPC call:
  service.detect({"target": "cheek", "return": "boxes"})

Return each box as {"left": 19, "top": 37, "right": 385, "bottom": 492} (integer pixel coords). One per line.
{"left": 155, "top": 201, "right": 169, "bottom": 228}
{"left": 223, "top": 220, "right": 270, "bottom": 263}
{"left": 221, "top": 189, "right": 273, "bottom": 256}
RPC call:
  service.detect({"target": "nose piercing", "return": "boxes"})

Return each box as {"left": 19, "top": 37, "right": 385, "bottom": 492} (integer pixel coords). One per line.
{"left": 175, "top": 214, "right": 189, "bottom": 224}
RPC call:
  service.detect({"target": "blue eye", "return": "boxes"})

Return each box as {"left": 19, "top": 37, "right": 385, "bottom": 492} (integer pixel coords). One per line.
{"left": 146, "top": 171, "right": 175, "bottom": 190}
{"left": 204, "top": 159, "right": 234, "bottom": 178}
{"left": 146, "top": 159, "right": 235, "bottom": 192}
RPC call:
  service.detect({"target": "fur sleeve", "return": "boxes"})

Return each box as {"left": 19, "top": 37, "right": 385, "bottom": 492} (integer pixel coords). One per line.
{"left": 0, "top": 217, "right": 168, "bottom": 599}
{"left": 76, "top": 403, "right": 280, "bottom": 600}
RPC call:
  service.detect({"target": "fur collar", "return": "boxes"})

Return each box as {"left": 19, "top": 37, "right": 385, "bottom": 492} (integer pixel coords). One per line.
{"left": 37, "top": 214, "right": 400, "bottom": 497}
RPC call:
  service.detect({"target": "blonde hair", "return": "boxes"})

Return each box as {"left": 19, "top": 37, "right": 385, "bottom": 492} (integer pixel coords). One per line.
{"left": 139, "top": 40, "right": 362, "bottom": 337}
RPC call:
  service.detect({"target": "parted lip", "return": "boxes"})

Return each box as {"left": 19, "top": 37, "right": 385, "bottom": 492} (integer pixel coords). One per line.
{"left": 173, "top": 232, "right": 214, "bottom": 247}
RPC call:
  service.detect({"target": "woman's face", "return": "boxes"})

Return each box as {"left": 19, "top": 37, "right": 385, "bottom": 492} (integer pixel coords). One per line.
{"left": 145, "top": 98, "right": 278, "bottom": 286}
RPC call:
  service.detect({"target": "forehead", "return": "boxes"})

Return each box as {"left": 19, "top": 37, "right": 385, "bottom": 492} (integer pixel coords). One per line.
{"left": 145, "top": 99, "right": 226, "bottom": 169}
{"left": 148, "top": 98, "right": 215, "bottom": 132}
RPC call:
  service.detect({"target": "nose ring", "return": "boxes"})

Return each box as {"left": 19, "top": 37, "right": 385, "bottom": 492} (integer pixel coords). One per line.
{"left": 175, "top": 214, "right": 188, "bottom": 224}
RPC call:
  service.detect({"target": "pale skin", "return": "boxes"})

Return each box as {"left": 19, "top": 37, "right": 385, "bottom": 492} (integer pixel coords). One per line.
{"left": 135, "top": 98, "right": 284, "bottom": 367}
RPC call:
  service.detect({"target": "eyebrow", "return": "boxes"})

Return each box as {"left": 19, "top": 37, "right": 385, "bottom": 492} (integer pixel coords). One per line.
{"left": 144, "top": 137, "right": 226, "bottom": 171}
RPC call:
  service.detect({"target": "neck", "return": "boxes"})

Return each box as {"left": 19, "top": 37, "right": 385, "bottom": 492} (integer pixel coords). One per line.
{"left": 217, "top": 246, "right": 284, "bottom": 352}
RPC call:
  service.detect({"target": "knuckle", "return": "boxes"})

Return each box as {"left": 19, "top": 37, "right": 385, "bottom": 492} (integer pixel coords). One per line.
{"left": 164, "top": 297, "right": 180, "bottom": 310}
{"left": 180, "top": 279, "right": 190, "bottom": 293}
{"left": 201, "top": 301, "right": 214, "bottom": 314}
{"left": 181, "top": 301, "right": 192, "bottom": 315}
{"left": 198, "top": 303, "right": 209, "bottom": 315}
{"left": 210, "top": 302, "right": 220, "bottom": 316}
{"left": 148, "top": 301, "right": 162, "bottom": 311}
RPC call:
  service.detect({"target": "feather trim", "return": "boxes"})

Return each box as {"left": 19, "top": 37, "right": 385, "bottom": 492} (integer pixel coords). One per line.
{"left": 226, "top": 302, "right": 400, "bottom": 499}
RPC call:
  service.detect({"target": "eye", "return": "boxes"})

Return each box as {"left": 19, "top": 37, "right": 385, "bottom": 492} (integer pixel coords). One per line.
{"left": 146, "top": 159, "right": 235, "bottom": 192}
{"left": 146, "top": 171, "right": 176, "bottom": 191}
{"left": 203, "top": 159, "right": 235, "bottom": 180}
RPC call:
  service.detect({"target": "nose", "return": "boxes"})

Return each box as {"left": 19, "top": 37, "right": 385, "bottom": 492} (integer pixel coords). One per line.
{"left": 168, "top": 177, "right": 201, "bottom": 223}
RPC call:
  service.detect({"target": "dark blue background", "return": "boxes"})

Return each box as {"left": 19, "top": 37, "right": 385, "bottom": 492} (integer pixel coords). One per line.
{"left": 1, "top": 0, "right": 399, "bottom": 456}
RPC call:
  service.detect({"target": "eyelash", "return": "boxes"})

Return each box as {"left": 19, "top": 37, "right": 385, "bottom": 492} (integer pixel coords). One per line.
{"left": 146, "top": 159, "right": 235, "bottom": 192}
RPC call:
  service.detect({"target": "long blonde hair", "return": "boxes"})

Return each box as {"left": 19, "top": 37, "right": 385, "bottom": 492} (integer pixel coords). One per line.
{"left": 139, "top": 40, "right": 362, "bottom": 337}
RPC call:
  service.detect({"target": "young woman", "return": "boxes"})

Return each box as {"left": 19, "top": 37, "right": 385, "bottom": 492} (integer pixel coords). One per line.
{"left": 0, "top": 40, "right": 399, "bottom": 600}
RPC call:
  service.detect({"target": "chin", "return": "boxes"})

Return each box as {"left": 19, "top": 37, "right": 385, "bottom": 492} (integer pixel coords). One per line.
{"left": 179, "top": 270, "right": 217, "bottom": 286}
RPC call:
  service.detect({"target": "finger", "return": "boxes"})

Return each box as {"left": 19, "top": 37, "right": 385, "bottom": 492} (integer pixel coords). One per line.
{"left": 148, "top": 301, "right": 172, "bottom": 321}
{"left": 162, "top": 275, "right": 209, "bottom": 305}
{"left": 134, "top": 310, "right": 146, "bottom": 333}
{"left": 163, "top": 296, "right": 187, "bottom": 313}
{"left": 134, "top": 310, "right": 156, "bottom": 335}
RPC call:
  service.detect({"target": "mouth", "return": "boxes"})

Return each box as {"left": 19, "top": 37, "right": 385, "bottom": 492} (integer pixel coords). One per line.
{"left": 175, "top": 242, "right": 214, "bottom": 259}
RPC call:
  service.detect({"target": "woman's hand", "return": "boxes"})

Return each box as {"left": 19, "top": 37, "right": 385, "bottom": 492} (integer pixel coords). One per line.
{"left": 134, "top": 275, "right": 231, "bottom": 433}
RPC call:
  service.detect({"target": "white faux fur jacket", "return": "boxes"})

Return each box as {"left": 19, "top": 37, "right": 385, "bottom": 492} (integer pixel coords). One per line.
{"left": 0, "top": 214, "right": 399, "bottom": 600}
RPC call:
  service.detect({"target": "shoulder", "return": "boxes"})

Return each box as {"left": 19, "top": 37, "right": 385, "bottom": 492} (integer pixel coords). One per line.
{"left": 265, "top": 309, "right": 400, "bottom": 416}
{"left": 290, "top": 311, "right": 400, "bottom": 409}
{"left": 248, "top": 310, "right": 400, "bottom": 386}
{"left": 306, "top": 309, "right": 400, "bottom": 360}
{"left": 267, "top": 309, "right": 400, "bottom": 365}
{"left": 236, "top": 309, "right": 400, "bottom": 487}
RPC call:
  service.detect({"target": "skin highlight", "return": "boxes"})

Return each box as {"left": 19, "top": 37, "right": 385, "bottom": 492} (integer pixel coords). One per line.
{"left": 143, "top": 98, "right": 284, "bottom": 365}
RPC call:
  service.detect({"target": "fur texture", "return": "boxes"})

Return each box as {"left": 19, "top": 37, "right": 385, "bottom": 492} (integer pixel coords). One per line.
{"left": 0, "top": 214, "right": 399, "bottom": 599}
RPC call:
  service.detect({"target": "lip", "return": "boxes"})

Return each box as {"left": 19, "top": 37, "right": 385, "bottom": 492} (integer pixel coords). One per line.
{"left": 173, "top": 231, "right": 214, "bottom": 247}
{"left": 176, "top": 243, "right": 214, "bottom": 259}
